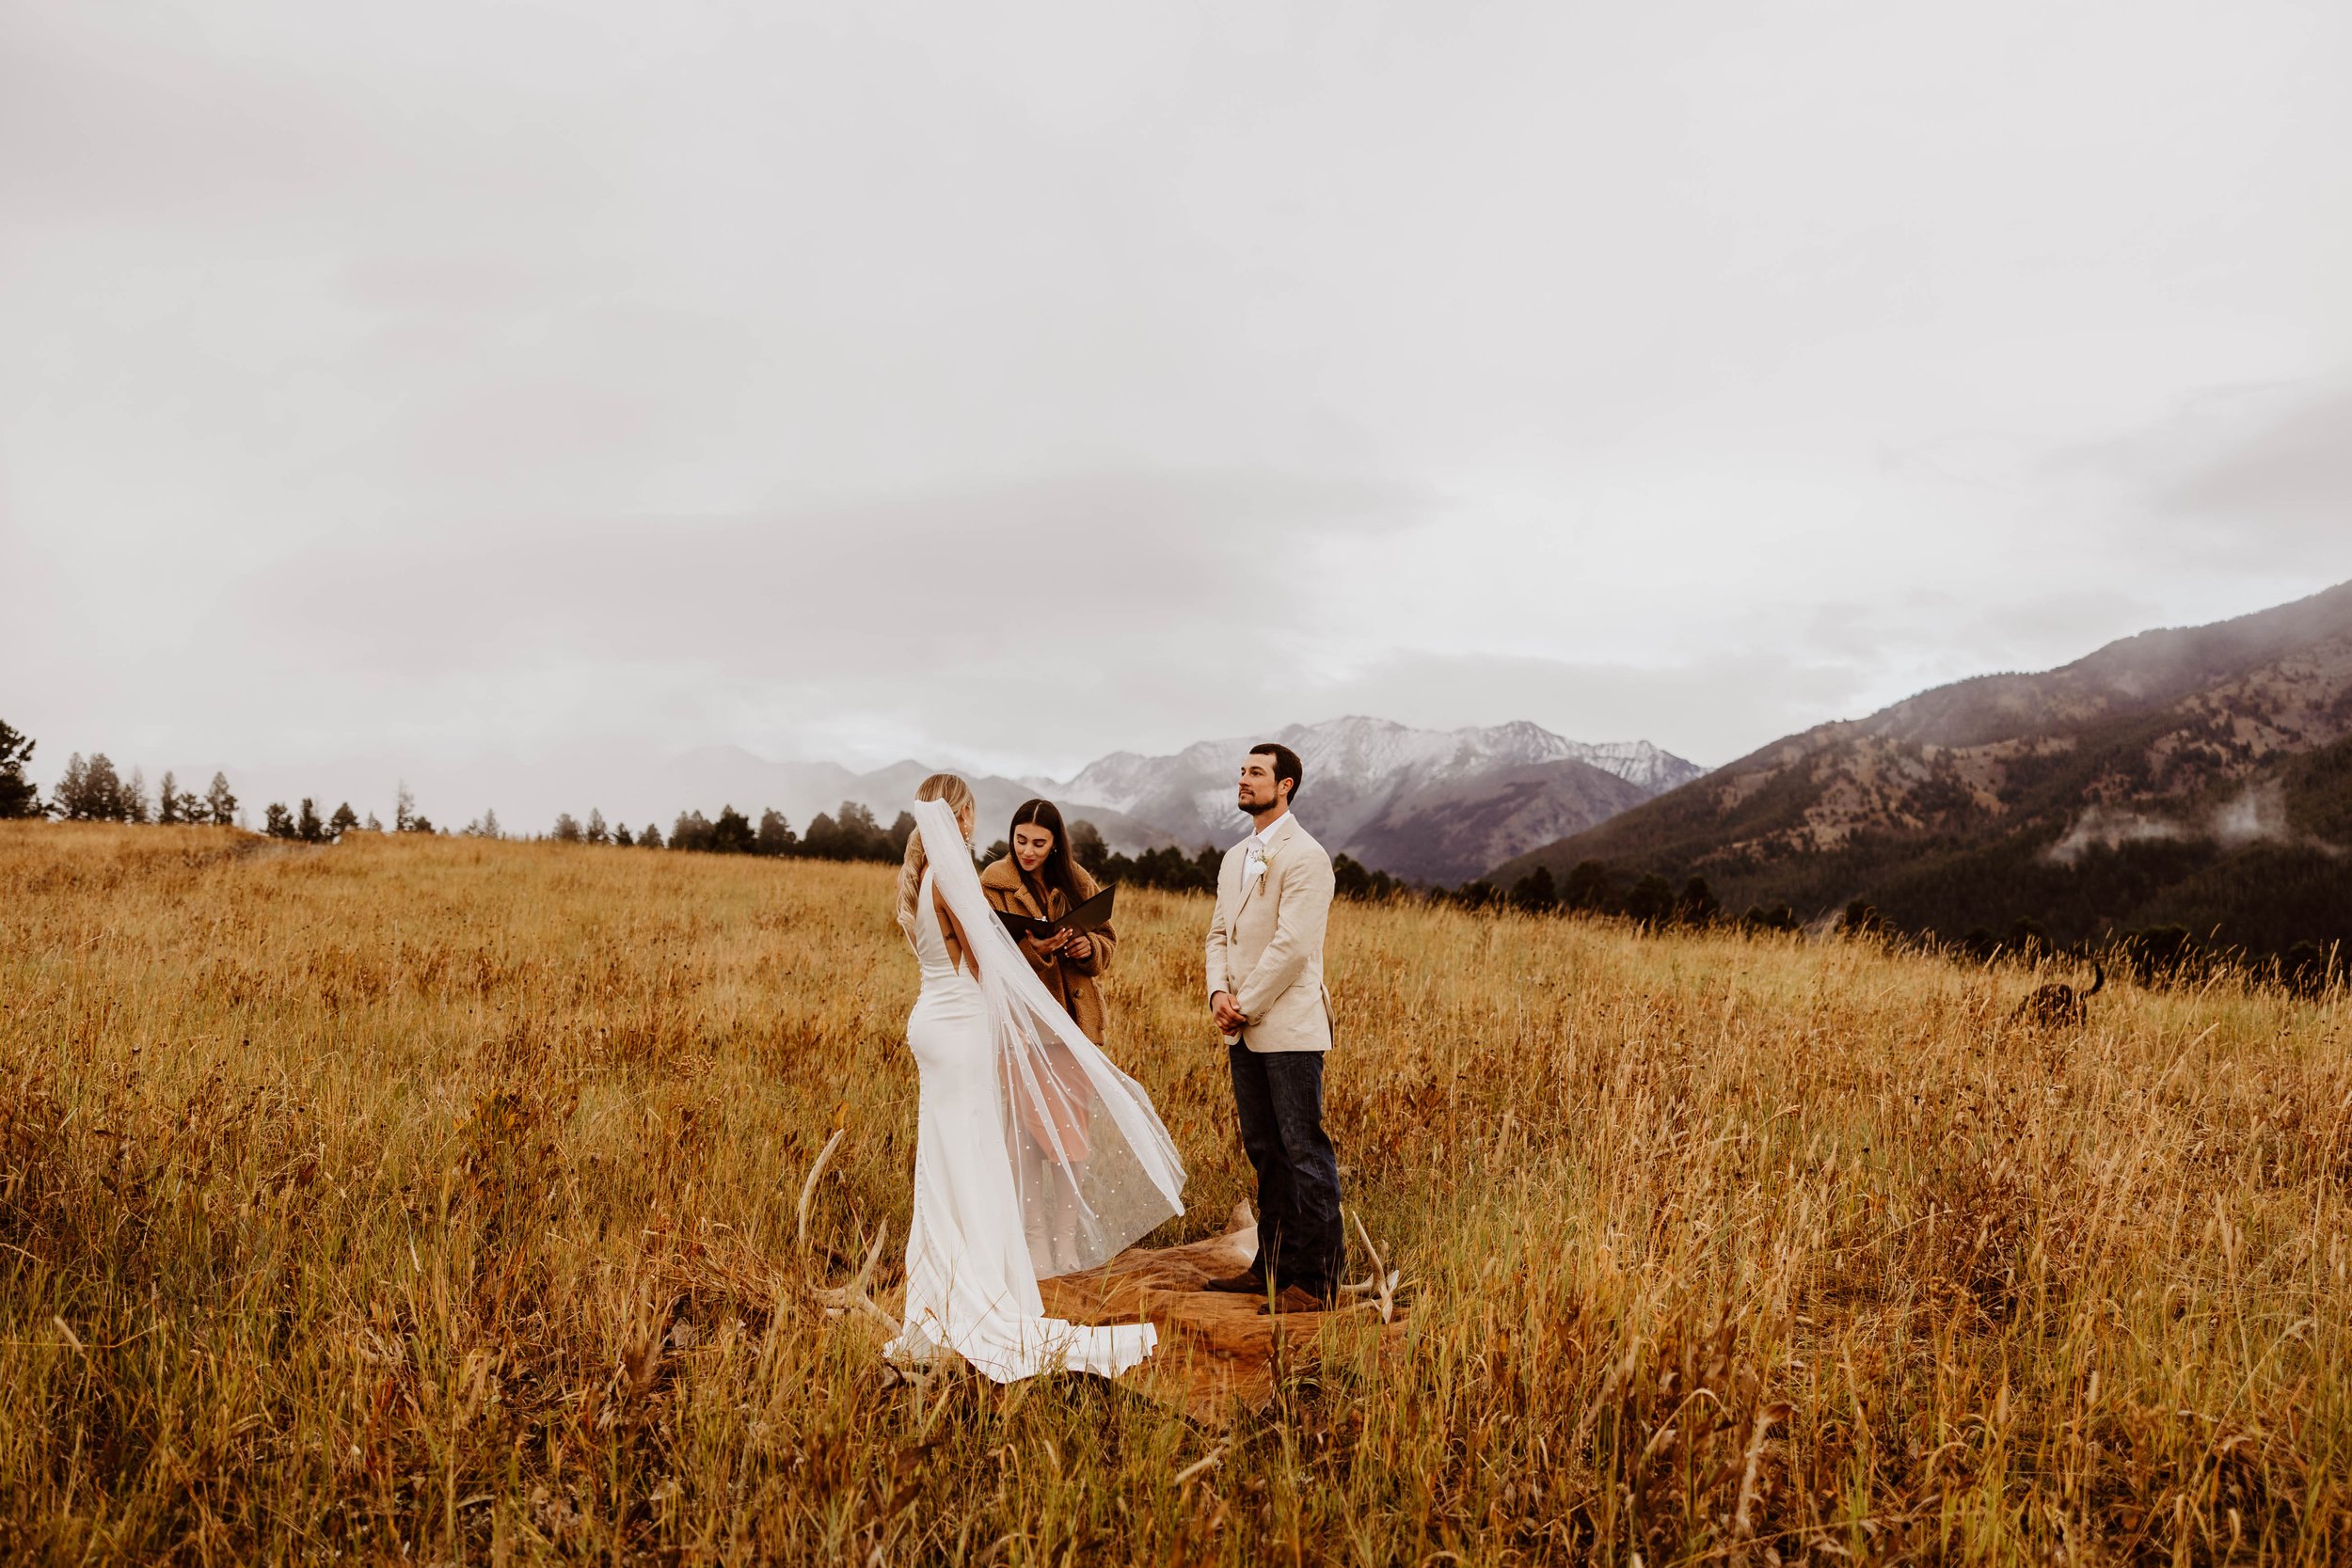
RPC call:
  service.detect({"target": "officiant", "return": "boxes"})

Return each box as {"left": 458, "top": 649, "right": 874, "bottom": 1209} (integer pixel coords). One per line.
{"left": 980, "top": 799, "right": 1118, "bottom": 1043}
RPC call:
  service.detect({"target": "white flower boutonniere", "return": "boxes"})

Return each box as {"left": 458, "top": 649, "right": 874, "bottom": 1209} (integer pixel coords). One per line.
{"left": 1248, "top": 847, "right": 1275, "bottom": 885}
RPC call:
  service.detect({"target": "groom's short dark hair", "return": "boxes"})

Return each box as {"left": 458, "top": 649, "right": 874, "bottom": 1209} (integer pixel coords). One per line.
{"left": 1249, "top": 742, "right": 1304, "bottom": 802}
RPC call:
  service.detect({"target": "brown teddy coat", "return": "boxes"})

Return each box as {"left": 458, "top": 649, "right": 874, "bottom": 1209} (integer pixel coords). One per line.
{"left": 978, "top": 855, "right": 1116, "bottom": 1044}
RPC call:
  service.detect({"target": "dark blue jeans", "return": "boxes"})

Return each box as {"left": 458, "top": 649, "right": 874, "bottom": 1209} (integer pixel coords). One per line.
{"left": 1228, "top": 1043, "right": 1344, "bottom": 1296}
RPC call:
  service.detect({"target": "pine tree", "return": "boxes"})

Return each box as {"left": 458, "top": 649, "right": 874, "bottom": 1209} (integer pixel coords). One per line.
{"left": 1331, "top": 855, "right": 1399, "bottom": 901}
{"left": 264, "top": 802, "right": 295, "bottom": 839}
{"left": 75, "top": 754, "right": 126, "bottom": 821}
{"left": 1623, "top": 873, "right": 1675, "bottom": 927}
{"left": 54, "top": 754, "right": 90, "bottom": 819}
{"left": 296, "top": 798, "right": 326, "bottom": 843}
{"left": 1561, "top": 860, "right": 1616, "bottom": 914}
{"left": 641, "top": 822, "right": 662, "bottom": 849}
{"left": 755, "top": 809, "right": 797, "bottom": 856}
{"left": 363, "top": 811, "right": 383, "bottom": 832}
{"left": 1512, "top": 864, "right": 1559, "bottom": 912}
{"left": 156, "top": 770, "right": 183, "bottom": 825}
{"left": 121, "top": 767, "right": 151, "bottom": 824}
{"left": 395, "top": 783, "right": 421, "bottom": 833}
{"left": 586, "top": 808, "right": 608, "bottom": 845}
{"left": 205, "top": 772, "right": 239, "bottom": 827}
{"left": 711, "top": 805, "right": 755, "bottom": 854}
{"left": 1451, "top": 879, "right": 1502, "bottom": 910}
{"left": 552, "top": 813, "right": 582, "bottom": 843}
{"left": 1067, "top": 818, "right": 1108, "bottom": 876}
{"left": 838, "top": 802, "right": 884, "bottom": 856}
{"left": 802, "top": 811, "right": 839, "bottom": 857}
{"left": 328, "top": 801, "right": 359, "bottom": 839}
{"left": 613, "top": 822, "right": 634, "bottom": 847}
{"left": 0, "top": 721, "right": 40, "bottom": 818}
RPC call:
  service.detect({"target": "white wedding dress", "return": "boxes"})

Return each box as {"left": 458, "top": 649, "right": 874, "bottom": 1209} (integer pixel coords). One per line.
{"left": 887, "top": 798, "right": 1186, "bottom": 1382}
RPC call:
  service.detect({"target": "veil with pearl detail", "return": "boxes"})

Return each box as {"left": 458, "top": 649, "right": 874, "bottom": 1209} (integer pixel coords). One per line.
{"left": 885, "top": 796, "right": 1187, "bottom": 1383}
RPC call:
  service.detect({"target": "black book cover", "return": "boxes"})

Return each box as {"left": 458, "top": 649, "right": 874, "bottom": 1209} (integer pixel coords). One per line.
{"left": 996, "top": 883, "right": 1117, "bottom": 942}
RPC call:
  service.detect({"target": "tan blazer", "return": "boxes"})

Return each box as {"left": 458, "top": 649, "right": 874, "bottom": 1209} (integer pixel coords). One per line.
{"left": 1204, "top": 812, "right": 1335, "bottom": 1053}
{"left": 978, "top": 856, "right": 1116, "bottom": 1044}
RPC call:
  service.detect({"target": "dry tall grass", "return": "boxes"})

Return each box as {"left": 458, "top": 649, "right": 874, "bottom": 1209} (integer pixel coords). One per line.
{"left": 4, "top": 821, "right": 2348, "bottom": 1564}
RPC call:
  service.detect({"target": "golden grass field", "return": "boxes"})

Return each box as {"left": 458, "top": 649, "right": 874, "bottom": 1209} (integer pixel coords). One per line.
{"left": 4, "top": 821, "right": 2349, "bottom": 1565}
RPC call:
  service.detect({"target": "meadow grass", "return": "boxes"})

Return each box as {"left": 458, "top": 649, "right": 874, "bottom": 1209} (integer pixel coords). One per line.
{"left": 3, "top": 820, "right": 2348, "bottom": 1564}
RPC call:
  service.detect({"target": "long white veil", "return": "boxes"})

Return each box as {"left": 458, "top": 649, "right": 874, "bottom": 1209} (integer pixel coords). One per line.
{"left": 911, "top": 798, "right": 1186, "bottom": 1276}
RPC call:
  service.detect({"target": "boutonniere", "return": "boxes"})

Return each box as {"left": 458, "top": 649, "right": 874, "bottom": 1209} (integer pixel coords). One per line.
{"left": 1248, "top": 847, "right": 1276, "bottom": 883}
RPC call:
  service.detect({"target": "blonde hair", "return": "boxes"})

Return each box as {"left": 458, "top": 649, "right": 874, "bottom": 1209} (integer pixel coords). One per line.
{"left": 896, "top": 772, "right": 977, "bottom": 942}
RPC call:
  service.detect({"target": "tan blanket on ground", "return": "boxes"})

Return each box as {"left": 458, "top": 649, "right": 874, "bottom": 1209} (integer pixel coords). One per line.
{"left": 1035, "top": 1206, "right": 1409, "bottom": 1426}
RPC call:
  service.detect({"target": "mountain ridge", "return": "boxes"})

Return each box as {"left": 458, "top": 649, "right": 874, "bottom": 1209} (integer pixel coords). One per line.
{"left": 1488, "top": 580, "right": 2352, "bottom": 956}
{"left": 1050, "top": 716, "right": 1705, "bottom": 882}
{"left": 658, "top": 717, "right": 1704, "bottom": 882}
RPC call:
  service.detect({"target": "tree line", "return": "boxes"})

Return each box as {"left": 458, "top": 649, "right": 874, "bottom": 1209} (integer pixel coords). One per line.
{"left": 545, "top": 800, "right": 924, "bottom": 858}
{"left": 1460, "top": 860, "right": 1738, "bottom": 927}
{"left": 1078, "top": 840, "right": 1405, "bottom": 903}
{"left": 13, "top": 716, "right": 2336, "bottom": 993}
{"left": 5, "top": 715, "right": 1433, "bottom": 907}
{"left": 0, "top": 717, "right": 1632, "bottom": 914}
{"left": 1475, "top": 852, "right": 2344, "bottom": 994}
{"left": 548, "top": 799, "right": 1420, "bottom": 906}
{"left": 9, "top": 742, "right": 242, "bottom": 829}
{"left": 0, "top": 718, "right": 457, "bottom": 842}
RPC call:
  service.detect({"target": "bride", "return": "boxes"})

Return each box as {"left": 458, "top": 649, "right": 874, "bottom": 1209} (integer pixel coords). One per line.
{"left": 887, "top": 773, "right": 1187, "bottom": 1381}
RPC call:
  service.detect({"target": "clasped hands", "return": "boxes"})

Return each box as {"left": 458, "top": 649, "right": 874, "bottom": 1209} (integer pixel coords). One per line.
{"left": 1210, "top": 990, "right": 1248, "bottom": 1033}
{"left": 1026, "top": 928, "right": 1094, "bottom": 962}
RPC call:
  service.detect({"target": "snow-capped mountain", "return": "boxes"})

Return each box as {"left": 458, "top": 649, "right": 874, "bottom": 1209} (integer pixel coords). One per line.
{"left": 1051, "top": 717, "right": 1706, "bottom": 882}
{"left": 646, "top": 748, "right": 1180, "bottom": 855}
{"left": 1566, "top": 738, "right": 1707, "bottom": 793}
{"left": 632, "top": 717, "right": 1702, "bottom": 884}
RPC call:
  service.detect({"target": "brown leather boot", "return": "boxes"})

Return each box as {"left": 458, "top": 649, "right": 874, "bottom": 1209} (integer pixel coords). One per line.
{"left": 1200, "top": 1268, "right": 1267, "bottom": 1294}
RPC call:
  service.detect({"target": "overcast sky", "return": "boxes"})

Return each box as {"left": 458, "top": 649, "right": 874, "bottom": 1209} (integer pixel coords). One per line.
{"left": 6, "top": 0, "right": 2349, "bottom": 825}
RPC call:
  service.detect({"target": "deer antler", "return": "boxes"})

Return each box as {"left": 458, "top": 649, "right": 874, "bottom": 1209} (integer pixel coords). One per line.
{"left": 796, "top": 1134, "right": 934, "bottom": 1407}
{"left": 1337, "top": 1209, "right": 1403, "bottom": 1323}
{"left": 814, "top": 1221, "right": 903, "bottom": 1338}
{"left": 796, "top": 1128, "right": 848, "bottom": 1252}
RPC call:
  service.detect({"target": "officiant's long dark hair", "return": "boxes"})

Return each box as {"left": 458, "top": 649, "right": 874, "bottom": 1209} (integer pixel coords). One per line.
{"left": 1009, "top": 798, "right": 1084, "bottom": 909}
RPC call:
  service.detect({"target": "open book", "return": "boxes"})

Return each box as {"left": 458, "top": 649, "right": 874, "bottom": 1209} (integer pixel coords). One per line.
{"left": 995, "top": 883, "right": 1117, "bottom": 943}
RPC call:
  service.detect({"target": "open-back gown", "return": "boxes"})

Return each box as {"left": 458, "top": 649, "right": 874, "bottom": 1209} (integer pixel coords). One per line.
{"left": 889, "top": 868, "right": 1161, "bottom": 1381}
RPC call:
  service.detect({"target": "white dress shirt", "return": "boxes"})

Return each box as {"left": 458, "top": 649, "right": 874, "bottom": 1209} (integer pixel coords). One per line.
{"left": 1241, "top": 809, "right": 1291, "bottom": 885}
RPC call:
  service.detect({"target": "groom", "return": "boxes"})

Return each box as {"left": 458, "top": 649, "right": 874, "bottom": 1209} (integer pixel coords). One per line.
{"left": 1201, "top": 742, "right": 1343, "bottom": 1313}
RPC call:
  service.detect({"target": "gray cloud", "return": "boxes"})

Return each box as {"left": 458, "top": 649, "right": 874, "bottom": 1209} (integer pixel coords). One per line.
{"left": 2037, "top": 381, "right": 2352, "bottom": 563}
{"left": 1283, "top": 650, "right": 1875, "bottom": 769}
{"left": 5, "top": 0, "right": 2351, "bottom": 823}
{"left": 2165, "top": 386, "right": 2352, "bottom": 537}
{"left": 234, "top": 466, "right": 1426, "bottom": 669}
